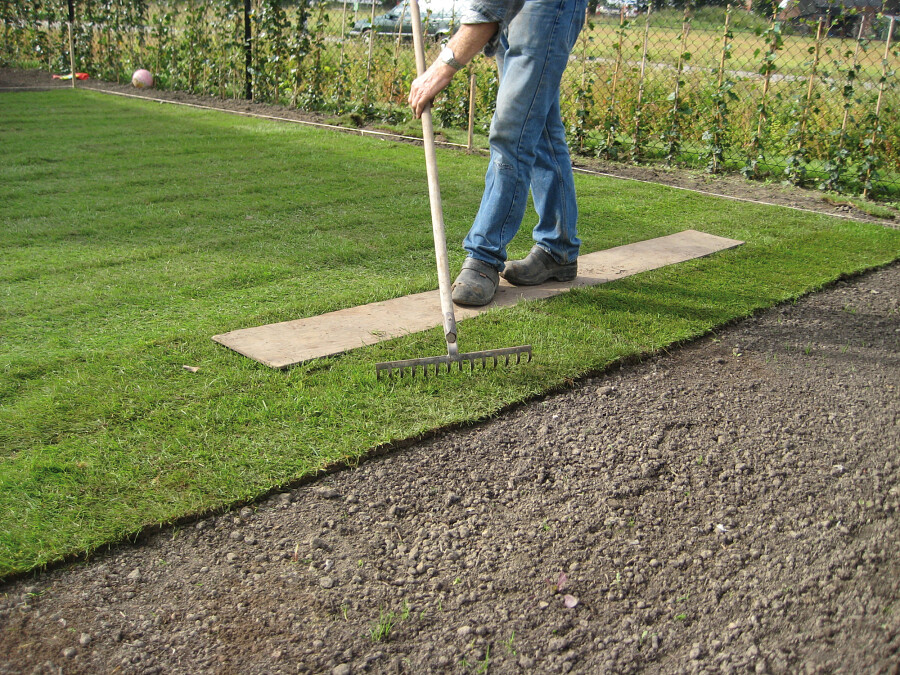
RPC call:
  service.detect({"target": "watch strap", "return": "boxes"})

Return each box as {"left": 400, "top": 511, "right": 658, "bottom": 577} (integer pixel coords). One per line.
{"left": 440, "top": 47, "right": 465, "bottom": 71}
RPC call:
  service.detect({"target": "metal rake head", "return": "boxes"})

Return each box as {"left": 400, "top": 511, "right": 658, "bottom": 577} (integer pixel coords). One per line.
{"left": 376, "top": 345, "right": 532, "bottom": 380}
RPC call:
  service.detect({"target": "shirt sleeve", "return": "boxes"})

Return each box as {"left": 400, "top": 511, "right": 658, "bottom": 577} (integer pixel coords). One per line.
{"left": 460, "top": 0, "right": 524, "bottom": 56}
{"left": 461, "top": 0, "right": 507, "bottom": 24}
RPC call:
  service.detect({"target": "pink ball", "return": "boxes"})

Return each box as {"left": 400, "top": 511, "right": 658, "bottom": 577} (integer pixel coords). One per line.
{"left": 131, "top": 69, "right": 153, "bottom": 89}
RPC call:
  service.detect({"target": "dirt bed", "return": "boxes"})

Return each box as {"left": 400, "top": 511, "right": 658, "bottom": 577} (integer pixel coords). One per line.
{"left": 2, "top": 68, "right": 900, "bottom": 674}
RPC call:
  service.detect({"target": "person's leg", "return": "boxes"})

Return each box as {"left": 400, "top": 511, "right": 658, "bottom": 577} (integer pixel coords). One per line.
{"left": 461, "top": 0, "right": 587, "bottom": 272}
{"left": 499, "top": 94, "right": 581, "bottom": 287}
{"left": 529, "top": 95, "right": 581, "bottom": 264}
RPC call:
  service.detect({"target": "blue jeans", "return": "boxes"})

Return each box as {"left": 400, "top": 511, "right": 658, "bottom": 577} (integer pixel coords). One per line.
{"left": 463, "top": 0, "right": 587, "bottom": 270}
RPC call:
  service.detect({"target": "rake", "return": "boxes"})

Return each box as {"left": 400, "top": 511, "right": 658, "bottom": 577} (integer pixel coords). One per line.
{"left": 375, "top": 0, "right": 532, "bottom": 380}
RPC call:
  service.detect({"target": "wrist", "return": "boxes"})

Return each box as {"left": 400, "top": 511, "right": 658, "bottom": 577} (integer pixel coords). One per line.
{"left": 426, "top": 61, "right": 458, "bottom": 87}
{"left": 439, "top": 46, "right": 466, "bottom": 71}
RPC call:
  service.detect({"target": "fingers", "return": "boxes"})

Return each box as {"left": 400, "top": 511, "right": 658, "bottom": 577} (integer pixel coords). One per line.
{"left": 409, "top": 75, "right": 434, "bottom": 119}
{"left": 408, "top": 84, "right": 431, "bottom": 119}
{"left": 408, "top": 66, "right": 454, "bottom": 119}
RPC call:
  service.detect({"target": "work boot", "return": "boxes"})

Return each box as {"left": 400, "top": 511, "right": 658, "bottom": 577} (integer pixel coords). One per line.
{"left": 501, "top": 245, "right": 578, "bottom": 286}
{"left": 451, "top": 257, "right": 499, "bottom": 307}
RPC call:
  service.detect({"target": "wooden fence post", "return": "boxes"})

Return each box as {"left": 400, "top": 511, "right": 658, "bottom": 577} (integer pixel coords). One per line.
{"left": 631, "top": 7, "right": 651, "bottom": 162}
{"left": 862, "top": 15, "right": 895, "bottom": 199}
{"left": 467, "top": 66, "right": 476, "bottom": 152}
{"left": 605, "top": 7, "right": 625, "bottom": 153}
{"left": 799, "top": 17, "right": 825, "bottom": 148}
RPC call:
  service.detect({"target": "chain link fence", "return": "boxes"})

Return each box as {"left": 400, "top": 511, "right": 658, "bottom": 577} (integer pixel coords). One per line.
{"left": 2, "top": 0, "right": 898, "bottom": 198}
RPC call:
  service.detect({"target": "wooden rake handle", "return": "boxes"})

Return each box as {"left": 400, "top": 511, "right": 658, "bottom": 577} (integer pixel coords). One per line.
{"left": 409, "top": 0, "right": 459, "bottom": 355}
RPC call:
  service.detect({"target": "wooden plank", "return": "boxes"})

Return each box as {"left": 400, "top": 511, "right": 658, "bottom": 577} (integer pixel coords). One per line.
{"left": 212, "top": 229, "right": 743, "bottom": 368}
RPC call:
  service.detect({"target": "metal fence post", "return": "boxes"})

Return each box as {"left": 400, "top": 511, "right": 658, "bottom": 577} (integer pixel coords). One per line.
{"left": 67, "top": 0, "right": 76, "bottom": 88}
{"left": 244, "top": 0, "right": 252, "bottom": 100}
{"left": 364, "top": 0, "right": 376, "bottom": 100}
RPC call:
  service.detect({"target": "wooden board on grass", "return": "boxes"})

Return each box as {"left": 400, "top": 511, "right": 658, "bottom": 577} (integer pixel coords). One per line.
{"left": 212, "top": 229, "right": 743, "bottom": 369}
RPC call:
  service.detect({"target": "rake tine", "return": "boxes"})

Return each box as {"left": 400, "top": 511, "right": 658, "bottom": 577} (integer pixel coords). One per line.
{"left": 375, "top": 345, "right": 532, "bottom": 380}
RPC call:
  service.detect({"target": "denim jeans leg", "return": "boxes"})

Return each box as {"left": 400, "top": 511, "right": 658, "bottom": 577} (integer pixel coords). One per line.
{"left": 463, "top": 0, "right": 587, "bottom": 270}
{"left": 530, "top": 95, "right": 581, "bottom": 264}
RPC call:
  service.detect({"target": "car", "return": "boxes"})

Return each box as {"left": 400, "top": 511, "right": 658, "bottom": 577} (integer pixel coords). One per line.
{"left": 596, "top": 0, "right": 647, "bottom": 17}
{"left": 349, "top": 0, "right": 463, "bottom": 41}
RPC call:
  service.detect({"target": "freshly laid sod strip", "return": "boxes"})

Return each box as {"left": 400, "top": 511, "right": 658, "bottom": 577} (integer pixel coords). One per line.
{"left": 1, "top": 90, "right": 898, "bottom": 579}
{"left": 213, "top": 230, "right": 744, "bottom": 368}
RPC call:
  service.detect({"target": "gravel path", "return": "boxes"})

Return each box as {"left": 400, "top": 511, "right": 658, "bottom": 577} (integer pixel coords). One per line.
{"left": 2, "top": 68, "right": 899, "bottom": 674}
{"left": 2, "top": 263, "right": 898, "bottom": 674}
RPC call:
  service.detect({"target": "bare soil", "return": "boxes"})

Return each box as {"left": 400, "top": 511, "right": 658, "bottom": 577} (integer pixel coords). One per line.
{"left": 2, "top": 68, "right": 899, "bottom": 675}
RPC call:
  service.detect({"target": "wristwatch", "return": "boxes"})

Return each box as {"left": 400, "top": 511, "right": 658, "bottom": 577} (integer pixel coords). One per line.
{"left": 439, "top": 46, "right": 465, "bottom": 71}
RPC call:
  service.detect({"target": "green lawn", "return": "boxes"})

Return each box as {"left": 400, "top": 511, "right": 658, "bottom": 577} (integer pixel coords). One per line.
{"left": 1, "top": 89, "right": 898, "bottom": 579}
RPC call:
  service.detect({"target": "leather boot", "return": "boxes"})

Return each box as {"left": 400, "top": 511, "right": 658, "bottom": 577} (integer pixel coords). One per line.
{"left": 451, "top": 258, "right": 499, "bottom": 306}
{"left": 501, "top": 245, "right": 577, "bottom": 286}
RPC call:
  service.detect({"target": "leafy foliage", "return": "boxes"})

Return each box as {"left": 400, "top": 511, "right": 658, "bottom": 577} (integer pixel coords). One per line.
{"left": 1, "top": 0, "right": 897, "bottom": 198}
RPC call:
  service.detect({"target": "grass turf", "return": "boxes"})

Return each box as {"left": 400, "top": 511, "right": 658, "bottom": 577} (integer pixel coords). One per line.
{"left": 1, "top": 89, "right": 898, "bottom": 579}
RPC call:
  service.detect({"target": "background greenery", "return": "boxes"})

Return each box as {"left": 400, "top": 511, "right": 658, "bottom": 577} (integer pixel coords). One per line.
{"left": 1, "top": 0, "right": 898, "bottom": 198}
